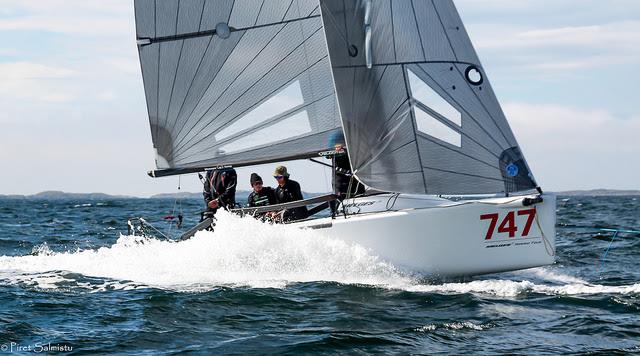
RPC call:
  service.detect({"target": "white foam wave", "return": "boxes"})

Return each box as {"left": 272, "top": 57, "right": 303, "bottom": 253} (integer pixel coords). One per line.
{"left": 407, "top": 279, "right": 640, "bottom": 297}
{"left": 0, "top": 211, "right": 638, "bottom": 296}
{"left": 415, "top": 321, "right": 491, "bottom": 332}
{"left": 0, "top": 211, "right": 410, "bottom": 291}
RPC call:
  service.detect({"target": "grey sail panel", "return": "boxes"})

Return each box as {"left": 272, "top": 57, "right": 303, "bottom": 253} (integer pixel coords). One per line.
{"left": 135, "top": 0, "right": 340, "bottom": 172}
{"left": 320, "top": 0, "right": 536, "bottom": 195}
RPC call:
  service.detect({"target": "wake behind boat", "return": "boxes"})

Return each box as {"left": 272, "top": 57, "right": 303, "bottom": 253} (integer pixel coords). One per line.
{"left": 132, "top": 0, "right": 556, "bottom": 277}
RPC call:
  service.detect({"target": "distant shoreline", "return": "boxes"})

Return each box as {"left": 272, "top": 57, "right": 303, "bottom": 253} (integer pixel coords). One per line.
{"left": 0, "top": 189, "right": 638, "bottom": 200}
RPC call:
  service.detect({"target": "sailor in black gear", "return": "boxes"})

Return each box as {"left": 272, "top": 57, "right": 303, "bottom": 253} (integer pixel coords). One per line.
{"left": 203, "top": 167, "right": 237, "bottom": 215}
{"left": 273, "top": 165, "right": 308, "bottom": 221}
{"left": 247, "top": 173, "right": 277, "bottom": 208}
{"left": 328, "top": 132, "right": 365, "bottom": 199}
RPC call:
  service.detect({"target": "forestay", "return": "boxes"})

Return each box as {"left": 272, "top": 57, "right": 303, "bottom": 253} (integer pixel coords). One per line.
{"left": 319, "top": 0, "right": 537, "bottom": 195}
{"left": 134, "top": 0, "right": 342, "bottom": 177}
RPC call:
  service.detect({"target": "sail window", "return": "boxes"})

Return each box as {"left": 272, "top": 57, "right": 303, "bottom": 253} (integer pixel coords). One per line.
{"left": 215, "top": 80, "right": 305, "bottom": 141}
{"left": 219, "top": 110, "right": 312, "bottom": 154}
{"left": 413, "top": 106, "right": 461, "bottom": 147}
{"left": 465, "top": 66, "right": 483, "bottom": 86}
{"left": 407, "top": 69, "right": 461, "bottom": 126}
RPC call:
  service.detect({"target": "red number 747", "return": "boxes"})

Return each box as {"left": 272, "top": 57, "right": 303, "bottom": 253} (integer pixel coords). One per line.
{"left": 480, "top": 209, "right": 537, "bottom": 240}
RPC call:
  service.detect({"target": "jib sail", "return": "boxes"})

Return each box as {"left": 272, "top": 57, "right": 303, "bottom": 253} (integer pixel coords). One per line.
{"left": 319, "top": 0, "right": 537, "bottom": 195}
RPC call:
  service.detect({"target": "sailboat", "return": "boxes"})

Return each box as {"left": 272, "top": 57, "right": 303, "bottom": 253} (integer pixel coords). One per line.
{"left": 133, "top": 0, "right": 556, "bottom": 276}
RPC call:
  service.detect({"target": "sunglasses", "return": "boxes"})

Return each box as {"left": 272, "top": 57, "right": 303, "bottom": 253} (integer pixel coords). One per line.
{"left": 253, "top": 181, "right": 263, "bottom": 186}
{"left": 273, "top": 175, "right": 284, "bottom": 179}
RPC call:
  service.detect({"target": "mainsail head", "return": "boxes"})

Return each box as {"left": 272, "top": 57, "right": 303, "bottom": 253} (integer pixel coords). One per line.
{"left": 134, "top": 0, "right": 342, "bottom": 177}
{"left": 319, "top": 0, "right": 537, "bottom": 195}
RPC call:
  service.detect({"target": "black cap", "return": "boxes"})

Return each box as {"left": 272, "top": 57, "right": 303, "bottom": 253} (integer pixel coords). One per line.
{"left": 250, "top": 173, "right": 262, "bottom": 186}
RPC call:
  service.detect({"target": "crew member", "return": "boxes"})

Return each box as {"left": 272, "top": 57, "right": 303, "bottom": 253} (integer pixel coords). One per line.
{"left": 203, "top": 167, "right": 237, "bottom": 217}
{"left": 273, "top": 165, "right": 308, "bottom": 221}
{"left": 247, "top": 173, "right": 277, "bottom": 208}
{"left": 328, "top": 132, "right": 365, "bottom": 199}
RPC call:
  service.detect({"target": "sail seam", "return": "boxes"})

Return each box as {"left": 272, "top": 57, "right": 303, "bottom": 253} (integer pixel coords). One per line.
{"left": 254, "top": 0, "right": 265, "bottom": 26}
{"left": 415, "top": 131, "right": 499, "bottom": 170}
{"left": 366, "top": 170, "right": 423, "bottom": 176}
{"left": 154, "top": 0, "right": 160, "bottom": 148}
{"left": 422, "top": 165, "right": 504, "bottom": 183}
{"left": 196, "top": 0, "right": 205, "bottom": 31}
{"left": 390, "top": 0, "right": 397, "bottom": 63}
{"left": 410, "top": 0, "right": 427, "bottom": 61}
{"left": 430, "top": 0, "right": 458, "bottom": 62}
{"left": 387, "top": 139, "right": 417, "bottom": 156}
{"left": 362, "top": 66, "right": 389, "bottom": 124}
{"left": 282, "top": 0, "right": 295, "bottom": 21}
{"left": 163, "top": 0, "right": 183, "bottom": 132}
{"left": 227, "top": 0, "right": 235, "bottom": 23}
{"left": 166, "top": 0, "right": 210, "bottom": 136}
{"left": 401, "top": 64, "right": 429, "bottom": 194}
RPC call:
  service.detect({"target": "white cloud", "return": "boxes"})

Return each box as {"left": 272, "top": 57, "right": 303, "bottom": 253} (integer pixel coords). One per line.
{"left": 0, "top": 0, "right": 131, "bottom": 36}
{"left": 476, "top": 21, "right": 640, "bottom": 51}
{"left": 468, "top": 21, "right": 640, "bottom": 73}
{"left": 0, "top": 62, "right": 78, "bottom": 103}
{"left": 0, "top": 61, "right": 76, "bottom": 79}
{"left": 506, "top": 103, "right": 640, "bottom": 190}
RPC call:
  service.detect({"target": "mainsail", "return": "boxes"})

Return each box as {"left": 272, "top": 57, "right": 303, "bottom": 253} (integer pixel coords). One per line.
{"left": 319, "top": 0, "right": 537, "bottom": 195}
{"left": 134, "top": 0, "right": 342, "bottom": 177}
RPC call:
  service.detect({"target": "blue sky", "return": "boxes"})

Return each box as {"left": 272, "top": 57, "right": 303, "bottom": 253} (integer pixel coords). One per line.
{"left": 1, "top": 0, "right": 639, "bottom": 196}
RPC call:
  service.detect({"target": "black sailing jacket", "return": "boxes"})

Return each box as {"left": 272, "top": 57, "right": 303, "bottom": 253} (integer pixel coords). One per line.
{"left": 247, "top": 187, "right": 277, "bottom": 207}
{"left": 275, "top": 179, "right": 308, "bottom": 221}
{"left": 203, "top": 168, "right": 237, "bottom": 212}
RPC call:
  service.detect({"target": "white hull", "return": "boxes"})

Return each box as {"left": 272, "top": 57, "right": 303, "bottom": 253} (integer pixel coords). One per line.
{"left": 292, "top": 193, "right": 556, "bottom": 276}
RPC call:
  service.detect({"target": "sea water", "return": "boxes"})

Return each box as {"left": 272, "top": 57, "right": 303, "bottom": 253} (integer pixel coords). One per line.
{"left": 0, "top": 196, "right": 638, "bottom": 354}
